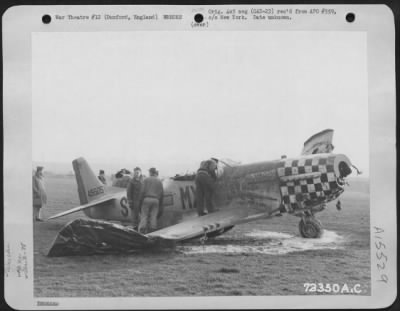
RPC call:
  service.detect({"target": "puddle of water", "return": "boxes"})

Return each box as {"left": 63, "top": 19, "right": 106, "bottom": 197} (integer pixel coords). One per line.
{"left": 180, "top": 230, "right": 344, "bottom": 255}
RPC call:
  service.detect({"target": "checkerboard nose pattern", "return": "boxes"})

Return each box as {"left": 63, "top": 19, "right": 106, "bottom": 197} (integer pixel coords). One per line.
{"left": 277, "top": 155, "right": 344, "bottom": 213}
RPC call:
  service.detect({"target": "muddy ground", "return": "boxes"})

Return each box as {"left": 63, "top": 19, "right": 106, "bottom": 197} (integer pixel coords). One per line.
{"left": 34, "top": 175, "right": 370, "bottom": 297}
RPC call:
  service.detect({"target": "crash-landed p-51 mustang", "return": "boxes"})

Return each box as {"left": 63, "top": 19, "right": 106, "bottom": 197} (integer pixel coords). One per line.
{"left": 47, "top": 129, "right": 357, "bottom": 256}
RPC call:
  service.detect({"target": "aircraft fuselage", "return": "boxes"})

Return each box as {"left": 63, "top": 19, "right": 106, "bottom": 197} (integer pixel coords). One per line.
{"left": 86, "top": 153, "right": 352, "bottom": 231}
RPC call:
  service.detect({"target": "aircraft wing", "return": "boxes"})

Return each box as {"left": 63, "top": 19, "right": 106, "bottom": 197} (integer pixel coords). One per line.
{"left": 301, "top": 129, "right": 334, "bottom": 155}
{"left": 46, "top": 195, "right": 118, "bottom": 220}
{"left": 47, "top": 205, "right": 281, "bottom": 256}
{"left": 148, "top": 207, "right": 278, "bottom": 241}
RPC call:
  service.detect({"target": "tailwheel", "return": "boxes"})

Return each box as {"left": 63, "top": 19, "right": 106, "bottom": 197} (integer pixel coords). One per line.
{"left": 299, "top": 216, "right": 323, "bottom": 238}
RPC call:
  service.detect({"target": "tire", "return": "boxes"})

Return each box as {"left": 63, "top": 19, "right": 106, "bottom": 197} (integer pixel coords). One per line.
{"left": 299, "top": 217, "right": 323, "bottom": 238}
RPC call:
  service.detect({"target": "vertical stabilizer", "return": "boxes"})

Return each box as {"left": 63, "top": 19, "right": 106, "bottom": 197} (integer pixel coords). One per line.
{"left": 301, "top": 129, "right": 334, "bottom": 155}
{"left": 72, "top": 158, "right": 105, "bottom": 204}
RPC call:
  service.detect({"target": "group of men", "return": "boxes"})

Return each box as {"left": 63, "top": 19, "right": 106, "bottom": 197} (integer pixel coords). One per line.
{"left": 32, "top": 157, "right": 219, "bottom": 227}
{"left": 116, "top": 157, "right": 219, "bottom": 232}
{"left": 124, "top": 167, "right": 164, "bottom": 234}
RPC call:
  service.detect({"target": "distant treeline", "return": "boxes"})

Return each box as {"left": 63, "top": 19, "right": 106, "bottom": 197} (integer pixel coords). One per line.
{"left": 347, "top": 177, "right": 369, "bottom": 193}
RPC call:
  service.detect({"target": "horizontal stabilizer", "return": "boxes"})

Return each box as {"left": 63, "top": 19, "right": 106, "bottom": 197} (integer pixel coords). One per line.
{"left": 46, "top": 196, "right": 117, "bottom": 220}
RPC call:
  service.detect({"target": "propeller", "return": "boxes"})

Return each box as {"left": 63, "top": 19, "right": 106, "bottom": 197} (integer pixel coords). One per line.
{"left": 351, "top": 164, "right": 362, "bottom": 175}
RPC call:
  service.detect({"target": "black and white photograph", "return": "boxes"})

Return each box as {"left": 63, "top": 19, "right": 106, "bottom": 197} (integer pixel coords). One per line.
{"left": 3, "top": 4, "right": 396, "bottom": 310}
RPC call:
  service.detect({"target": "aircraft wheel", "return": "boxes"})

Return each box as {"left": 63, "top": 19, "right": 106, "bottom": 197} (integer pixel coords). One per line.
{"left": 299, "top": 217, "right": 323, "bottom": 238}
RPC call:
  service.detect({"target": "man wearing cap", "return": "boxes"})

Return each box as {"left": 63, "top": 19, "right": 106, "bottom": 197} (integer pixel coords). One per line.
{"left": 138, "top": 167, "right": 164, "bottom": 234}
{"left": 126, "top": 167, "right": 143, "bottom": 230}
{"left": 32, "top": 166, "right": 47, "bottom": 222}
{"left": 98, "top": 170, "right": 107, "bottom": 185}
{"left": 195, "top": 158, "right": 219, "bottom": 216}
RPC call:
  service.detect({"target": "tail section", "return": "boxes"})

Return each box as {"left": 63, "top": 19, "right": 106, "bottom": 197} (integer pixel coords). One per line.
{"left": 73, "top": 157, "right": 105, "bottom": 204}
{"left": 301, "top": 129, "right": 334, "bottom": 155}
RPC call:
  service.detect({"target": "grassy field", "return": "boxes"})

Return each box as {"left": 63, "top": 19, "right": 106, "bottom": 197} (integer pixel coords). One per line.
{"left": 34, "top": 176, "right": 370, "bottom": 297}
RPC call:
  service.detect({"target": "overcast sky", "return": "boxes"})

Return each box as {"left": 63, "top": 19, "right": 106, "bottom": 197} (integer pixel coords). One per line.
{"left": 32, "top": 31, "right": 368, "bottom": 176}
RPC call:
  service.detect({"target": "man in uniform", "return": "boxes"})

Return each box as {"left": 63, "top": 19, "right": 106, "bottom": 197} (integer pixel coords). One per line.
{"left": 32, "top": 166, "right": 47, "bottom": 222}
{"left": 98, "top": 170, "right": 107, "bottom": 185}
{"left": 195, "top": 158, "right": 218, "bottom": 216}
{"left": 138, "top": 167, "right": 164, "bottom": 234}
{"left": 126, "top": 167, "right": 143, "bottom": 230}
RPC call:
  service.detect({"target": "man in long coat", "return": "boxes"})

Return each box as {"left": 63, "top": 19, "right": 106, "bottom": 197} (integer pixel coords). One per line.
{"left": 32, "top": 166, "right": 47, "bottom": 221}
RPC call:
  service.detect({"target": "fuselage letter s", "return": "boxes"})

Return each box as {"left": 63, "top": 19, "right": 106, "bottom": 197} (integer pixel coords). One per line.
{"left": 120, "top": 197, "right": 129, "bottom": 217}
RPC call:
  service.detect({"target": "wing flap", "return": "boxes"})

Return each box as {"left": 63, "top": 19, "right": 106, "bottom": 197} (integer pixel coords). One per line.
{"left": 46, "top": 195, "right": 117, "bottom": 220}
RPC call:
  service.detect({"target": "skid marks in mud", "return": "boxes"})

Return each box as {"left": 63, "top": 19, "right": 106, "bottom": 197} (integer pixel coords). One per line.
{"left": 179, "top": 230, "right": 344, "bottom": 255}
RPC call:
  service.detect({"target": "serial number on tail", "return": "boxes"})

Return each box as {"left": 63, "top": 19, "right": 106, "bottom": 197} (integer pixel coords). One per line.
{"left": 88, "top": 186, "right": 105, "bottom": 197}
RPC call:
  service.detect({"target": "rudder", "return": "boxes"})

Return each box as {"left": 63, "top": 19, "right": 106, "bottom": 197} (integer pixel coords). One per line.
{"left": 301, "top": 129, "right": 334, "bottom": 155}
{"left": 73, "top": 157, "right": 105, "bottom": 204}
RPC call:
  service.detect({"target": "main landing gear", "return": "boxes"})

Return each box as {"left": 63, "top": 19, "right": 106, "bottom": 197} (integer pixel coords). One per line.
{"left": 298, "top": 215, "right": 323, "bottom": 238}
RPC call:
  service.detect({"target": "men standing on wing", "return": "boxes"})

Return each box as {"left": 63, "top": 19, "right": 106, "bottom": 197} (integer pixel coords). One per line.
{"left": 32, "top": 166, "right": 47, "bottom": 222}
{"left": 195, "top": 158, "right": 218, "bottom": 216}
{"left": 126, "top": 167, "right": 143, "bottom": 230}
{"left": 138, "top": 167, "right": 164, "bottom": 234}
{"left": 98, "top": 169, "right": 107, "bottom": 185}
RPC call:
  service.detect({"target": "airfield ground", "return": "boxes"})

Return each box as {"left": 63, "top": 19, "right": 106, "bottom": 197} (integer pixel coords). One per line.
{"left": 34, "top": 175, "right": 370, "bottom": 297}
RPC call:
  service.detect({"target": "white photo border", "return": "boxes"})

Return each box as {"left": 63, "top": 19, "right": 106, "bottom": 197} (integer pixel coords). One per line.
{"left": 3, "top": 4, "right": 396, "bottom": 309}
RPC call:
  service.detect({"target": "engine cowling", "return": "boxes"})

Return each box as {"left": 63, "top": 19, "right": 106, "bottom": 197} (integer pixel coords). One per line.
{"left": 277, "top": 153, "right": 352, "bottom": 213}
